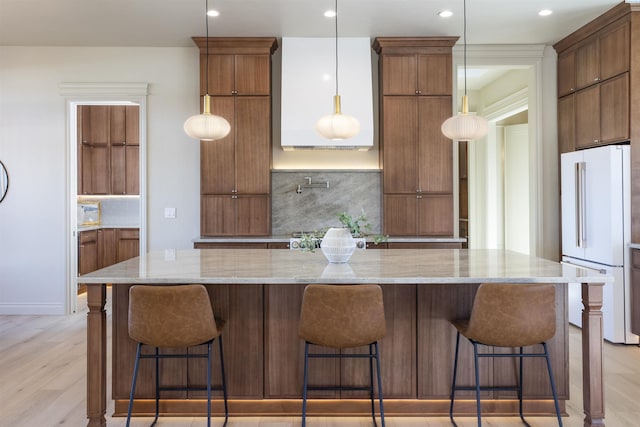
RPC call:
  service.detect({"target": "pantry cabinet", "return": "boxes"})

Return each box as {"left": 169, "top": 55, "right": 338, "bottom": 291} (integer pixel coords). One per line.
{"left": 374, "top": 37, "right": 457, "bottom": 238}
{"left": 193, "top": 37, "right": 277, "bottom": 237}
{"left": 78, "top": 105, "right": 139, "bottom": 195}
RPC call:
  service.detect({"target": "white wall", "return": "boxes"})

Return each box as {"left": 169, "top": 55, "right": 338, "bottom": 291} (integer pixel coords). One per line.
{"left": 0, "top": 46, "right": 202, "bottom": 314}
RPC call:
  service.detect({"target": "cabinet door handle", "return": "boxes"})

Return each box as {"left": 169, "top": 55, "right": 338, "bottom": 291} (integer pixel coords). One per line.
{"left": 594, "top": 77, "right": 600, "bottom": 82}
{"left": 593, "top": 139, "right": 599, "bottom": 143}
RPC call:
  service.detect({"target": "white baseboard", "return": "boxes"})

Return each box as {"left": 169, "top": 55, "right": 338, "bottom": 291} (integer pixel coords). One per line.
{"left": 0, "top": 303, "right": 66, "bottom": 315}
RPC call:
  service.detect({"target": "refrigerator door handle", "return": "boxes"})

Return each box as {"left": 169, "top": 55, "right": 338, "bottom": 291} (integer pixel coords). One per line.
{"left": 576, "top": 161, "right": 587, "bottom": 248}
{"left": 561, "top": 260, "right": 607, "bottom": 275}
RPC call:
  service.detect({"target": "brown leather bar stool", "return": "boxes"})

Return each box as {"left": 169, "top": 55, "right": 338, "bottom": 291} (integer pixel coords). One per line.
{"left": 449, "top": 283, "right": 563, "bottom": 427}
{"left": 126, "top": 285, "right": 228, "bottom": 427}
{"left": 298, "top": 284, "right": 386, "bottom": 427}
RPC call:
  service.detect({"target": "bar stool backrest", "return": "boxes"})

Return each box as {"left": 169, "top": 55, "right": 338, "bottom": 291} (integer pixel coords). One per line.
{"left": 299, "top": 284, "right": 386, "bottom": 348}
{"left": 463, "top": 283, "right": 556, "bottom": 347}
{"left": 128, "top": 285, "right": 218, "bottom": 348}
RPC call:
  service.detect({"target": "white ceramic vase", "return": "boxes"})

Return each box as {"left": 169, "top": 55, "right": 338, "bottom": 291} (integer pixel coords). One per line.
{"left": 320, "top": 227, "right": 356, "bottom": 263}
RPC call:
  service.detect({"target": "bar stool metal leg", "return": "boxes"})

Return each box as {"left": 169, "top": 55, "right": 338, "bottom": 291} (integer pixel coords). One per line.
{"left": 518, "top": 347, "right": 526, "bottom": 425}
{"left": 369, "top": 343, "right": 376, "bottom": 425}
{"left": 473, "top": 342, "right": 482, "bottom": 427}
{"left": 449, "top": 331, "right": 461, "bottom": 426}
{"left": 207, "top": 341, "right": 212, "bottom": 427}
{"left": 374, "top": 342, "right": 385, "bottom": 427}
{"left": 151, "top": 347, "right": 160, "bottom": 427}
{"left": 126, "top": 343, "right": 143, "bottom": 427}
{"left": 302, "top": 342, "right": 310, "bottom": 427}
{"left": 218, "top": 336, "right": 229, "bottom": 426}
{"left": 543, "top": 343, "right": 564, "bottom": 427}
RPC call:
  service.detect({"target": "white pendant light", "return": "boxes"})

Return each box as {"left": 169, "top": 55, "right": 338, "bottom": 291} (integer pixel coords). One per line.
{"left": 441, "top": 0, "right": 488, "bottom": 141}
{"left": 184, "top": 0, "right": 231, "bottom": 141}
{"left": 315, "top": 0, "right": 360, "bottom": 140}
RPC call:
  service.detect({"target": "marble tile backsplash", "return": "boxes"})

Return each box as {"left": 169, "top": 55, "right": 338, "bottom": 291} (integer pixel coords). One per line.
{"left": 272, "top": 171, "right": 381, "bottom": 235}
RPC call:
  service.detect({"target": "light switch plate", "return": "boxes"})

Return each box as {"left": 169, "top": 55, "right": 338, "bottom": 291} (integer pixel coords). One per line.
{"left": 164, "top": 207, "right": 176, "bottom": 219}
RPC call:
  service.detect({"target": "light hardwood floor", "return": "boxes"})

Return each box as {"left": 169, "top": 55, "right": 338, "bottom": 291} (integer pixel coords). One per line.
{"left": 1, "top": 291, "right": 639, "bottom": 427}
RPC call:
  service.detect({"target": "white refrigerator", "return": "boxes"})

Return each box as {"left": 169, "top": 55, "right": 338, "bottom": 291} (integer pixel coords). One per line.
{"left": 561, "top": 145, "right": 638, "bottom": 344}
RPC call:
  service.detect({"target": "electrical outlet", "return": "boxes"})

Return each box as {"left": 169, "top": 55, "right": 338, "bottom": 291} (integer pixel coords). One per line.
{"left": 164, "top": 207, "right": 176, "bottom": 219}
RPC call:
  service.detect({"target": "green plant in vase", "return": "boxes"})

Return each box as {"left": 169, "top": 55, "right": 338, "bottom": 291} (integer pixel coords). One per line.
{"left": 337, "top": 210, "right": 388, "bottom": 245}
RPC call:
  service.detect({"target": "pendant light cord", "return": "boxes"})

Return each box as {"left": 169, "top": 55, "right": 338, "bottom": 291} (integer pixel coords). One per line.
{"left": 205, "top": 0, "right": 210, "bottom": 96}
{"left": 335, "top": 0, "right": 339, "bottom": 96}
{"left": 463, "top": 0, "right": 467, "bottom": 97}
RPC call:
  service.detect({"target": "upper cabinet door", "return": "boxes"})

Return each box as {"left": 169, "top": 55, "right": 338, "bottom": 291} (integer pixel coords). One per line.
{"left": 575, "top": 38, "right": 599, "bottom": 90}
{"left": 599, "top": 20, "right": 629, "bottom": 82}
{"left": 125, "top": 105, "right": 140, "bottom": 145}
{"left": 235, "top": 55, "right": 271, "bottom": 95}
{"left": 381, "top": 55, "right": 417, "bottom": 95}
{"left": 557, "top": 50, "right": 576, "bottom": 97}
{"left": 82, "top": 106, "right": 109, "bottom": 145}
{"left": 204, "top": 54, "right": 271, "bottom": 96}
{"left": 204, "top": 54, "right": 235, "bottom": 95}
{"left": 417, "top": 54, "right": 452, "bottom": 96}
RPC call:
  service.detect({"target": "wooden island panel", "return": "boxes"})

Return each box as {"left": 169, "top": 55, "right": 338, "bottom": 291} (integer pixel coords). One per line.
{"left": 264, "top": 284, "right": 417, "bottom": 399}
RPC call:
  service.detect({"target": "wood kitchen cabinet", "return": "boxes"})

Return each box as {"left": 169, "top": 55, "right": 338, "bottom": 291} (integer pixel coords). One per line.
{"left": 116, "top": 228, "right": 139, "bottom": 263}
{"left": 78, "top": 105, "right": 139, "bottom": 195}
{"left": 97, "top": 228, "right": 117, "bottom": 269}
{"left": 555, "top": 11, "right": 631, "bottom": 154}
{"left": 201, "top": 195, "right": 270, "bottom": 236}
{"left": 380, "top": 94, "right": 453, "bottom": 236}
{"left": 574, "top": 73, "right": 629, "bottom": 149}
{"left": 203, "top": 53, "right": 271, "bottom": 96}
{"left": 194, "top": 37, "right": 277, "bottom": 237}
{"left": 78, "top": 227, "right": 139, "bottom": 280}
{"left": 557, "top": 94, "right": 575, "bottom": 153}
{"left": 379, "top": 51, "right": 452, "bottom": 96}
{"left": 374, "top": 38, "right": 456, "bottom": 237}
{"left": 78, "top": 230, "right": 98, "bottom": 276}
{"left": 110, "top": 105, "right": 140, "bottom": 195}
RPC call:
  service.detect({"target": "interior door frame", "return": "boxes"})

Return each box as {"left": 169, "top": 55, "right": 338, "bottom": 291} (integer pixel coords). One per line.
{"left": 451, "top": 44, "right": 545, "bottom": 257}
{"left": 60, "top": 82, "right": 148, "bottom": 314}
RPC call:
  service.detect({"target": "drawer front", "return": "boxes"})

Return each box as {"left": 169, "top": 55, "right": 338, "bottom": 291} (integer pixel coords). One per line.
{"left": 79, "top": 230, "right": 98, "bottom": 244}
{"left": 118, "top": 228, "right": 139, "bottom": 239}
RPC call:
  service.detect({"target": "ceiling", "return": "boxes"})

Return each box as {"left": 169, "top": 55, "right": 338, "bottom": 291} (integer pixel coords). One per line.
{"left": 0, "top": 0, "right": 622, "bottom": 48}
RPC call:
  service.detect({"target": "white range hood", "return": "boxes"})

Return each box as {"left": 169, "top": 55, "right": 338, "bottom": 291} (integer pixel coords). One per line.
{"left": 280, "top": 37, "right": 374, "bottom": 151}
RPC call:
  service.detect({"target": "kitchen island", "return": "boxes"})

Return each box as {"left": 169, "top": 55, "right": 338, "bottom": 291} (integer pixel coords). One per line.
{"left": 79, "top": 249, "right": 610, "bottom": 427}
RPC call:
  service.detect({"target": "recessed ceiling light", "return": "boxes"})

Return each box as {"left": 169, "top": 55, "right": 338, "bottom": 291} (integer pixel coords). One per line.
{"left": 438, "top": 10, "right": 454, "bottom": 18}
{"left": 538, "top": 9, "right": 552, "bottom": 17}
{"left": 207, "top": 9, "right": 220, "bottom": 17}
{"left": 324, "top": 10, "right": 336, "bottom": 18}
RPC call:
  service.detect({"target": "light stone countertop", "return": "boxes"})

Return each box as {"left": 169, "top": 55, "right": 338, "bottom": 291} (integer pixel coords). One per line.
{"left": 629, "top": 243, "right": 640, "bottom": 250}
{"left": 78, "top": 248, "right": 612, "bottom": 285}
{"left": 192, "top": 235, "right": 467, "bottom": 244}
{"left": 78, "top": 224, "right": 139, "bottom": 232}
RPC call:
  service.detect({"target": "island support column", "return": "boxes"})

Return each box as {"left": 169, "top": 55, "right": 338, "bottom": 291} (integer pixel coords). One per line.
{"left": 87, "top": 284, "right": 107, "bottom": 427}
{"left": 581, "top": 283, "right": 605, "bottom": 427}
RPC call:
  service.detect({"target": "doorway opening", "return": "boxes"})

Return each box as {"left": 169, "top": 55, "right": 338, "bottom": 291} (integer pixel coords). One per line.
{"left": 61, "top": 83, "right": 148, "bottom": 314}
